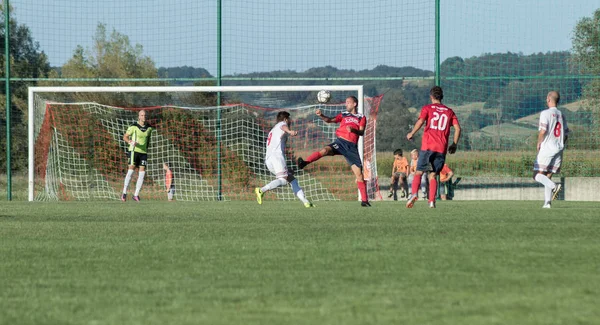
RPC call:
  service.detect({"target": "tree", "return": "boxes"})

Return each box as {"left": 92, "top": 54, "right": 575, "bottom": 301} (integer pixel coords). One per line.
{"left": 0, "top": 4, "right": 52, "bottom": 172}
{"left": 61, "top": 23, "right": 161, "bottom": 106}
{"left": 571, "top": 8, "right": 600, "bottom": 149}
{"left": 376, "top": 88, "right": 421, "bottom": 152}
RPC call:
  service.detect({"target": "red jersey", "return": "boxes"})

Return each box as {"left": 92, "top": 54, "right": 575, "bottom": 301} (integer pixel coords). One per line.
{"left": 333, "top": 111, "right": 367, "bottom": 144}
{"left": 418, "top": 103, "right": 459, "bottom": 154}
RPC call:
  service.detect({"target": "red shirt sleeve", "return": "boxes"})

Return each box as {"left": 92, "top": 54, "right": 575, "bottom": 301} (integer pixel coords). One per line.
{"left": 333, "top": 113, "right": 343, "bottom": 123}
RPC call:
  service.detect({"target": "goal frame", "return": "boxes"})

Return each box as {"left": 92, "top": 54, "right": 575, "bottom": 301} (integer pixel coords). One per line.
{"left": 28, "top": 85, "right": 365, "bottom": 201}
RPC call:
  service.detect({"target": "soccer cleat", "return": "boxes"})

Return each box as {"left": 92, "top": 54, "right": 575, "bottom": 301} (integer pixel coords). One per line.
{"left": 133, "top": 195, "right": 140, "bottom": 202}
{"left": 551, "top": 184, "right": 562, "bottom": 201}
{"left": 387, "top": 191, "right": 394, "bottom": 198}
{"left": 406, "top": 194, "right": 418, "bottom": 208}
{"left": 429, "top": 201, "right": 436, "bottom": 208}
{"left": 254, "top": 187, "right": 264, "bottom": 205}
{"left": 400, "top": 190, "right": 406, "bottom": 198}
{"left": 297, "top": 157, "right": 307, "bottom": 170}
{"left": 361, "top": 201, "right": 371, "bottom": 207}
{"left": 304, "top": 200, "right": 315, "bottom": 208}
{"left": 543, "top": 202, "right": 551, "bottom": 209}
{"left": 120, "top": 194, "right": 126, "bottom": 202}
{"left": 421, "top": 191, "right": 427, "bottom": 199}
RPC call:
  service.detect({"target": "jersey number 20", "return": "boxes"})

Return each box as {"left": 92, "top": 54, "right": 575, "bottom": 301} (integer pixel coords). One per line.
{"left": 430, "top": 112, "right": 448, "bottom": 131}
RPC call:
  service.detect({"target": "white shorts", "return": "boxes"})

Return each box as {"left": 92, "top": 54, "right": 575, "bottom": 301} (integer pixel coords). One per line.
{"left": 265, "top": 155, "right": 288, "bottom": 178}
{"left": 534, "top": 150, "right": 563, "bottom": 174}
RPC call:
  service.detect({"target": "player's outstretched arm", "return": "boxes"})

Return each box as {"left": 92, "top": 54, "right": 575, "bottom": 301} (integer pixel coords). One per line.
{"left": 281, "top": 124, "right": 298, "bottom": 136}
{"left": 316, "top": 109, "right": 334, "bottom": 123}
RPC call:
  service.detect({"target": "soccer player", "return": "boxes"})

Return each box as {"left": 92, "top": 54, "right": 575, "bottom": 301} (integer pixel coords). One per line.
{"left": 297, "top": 96, "right": 371, "bottom": 207}
{"left": 388, "top": 149, "right": 409, "bottom": 200}
{"left": 533, "top": 91, "right": 568, "bottom": 208}
{"left": 163, "top": 162, "right": 175, "bottom": 201}
{"left": 121, "top": 110, "right": 153, "bottom": 202}
{"left": 255, "top": 111, "right": 314, "bottom": 208}
{"left": 406, "top": 86, "right": 461, "bottom": 208}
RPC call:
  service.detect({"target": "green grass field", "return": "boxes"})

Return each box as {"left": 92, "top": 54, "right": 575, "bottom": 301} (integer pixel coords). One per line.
{"left": 1, "top": 201, "right": 599, "bottom": 325}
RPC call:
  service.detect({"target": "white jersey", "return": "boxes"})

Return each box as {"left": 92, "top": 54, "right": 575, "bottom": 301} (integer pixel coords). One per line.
{"left": 265, "top": 121, "right": 288, "bottom": 160}
{"left": 538, "top": 107, "right": 568, "bottom": 154}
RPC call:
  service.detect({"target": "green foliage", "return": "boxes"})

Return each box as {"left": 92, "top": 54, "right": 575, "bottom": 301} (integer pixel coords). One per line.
{"left": 0, "top": 6, "right": 52, "bottom": 172}
{"left": 571, "top": 9, "right": 600, "bottom": 149}
{"left": 441, "top": 51, "right": 582, "bottom": 122}
{"left": 61, "top": 23, "right": 158, "bottom": 87}
{"left": 571, "top": 9, "right": 600, "bottom": 76}
{"left": 157, "top": 66, "right": 213, "bottom": 80}
{"left": 375, "top": 88, "right": 428, "bottom": 152}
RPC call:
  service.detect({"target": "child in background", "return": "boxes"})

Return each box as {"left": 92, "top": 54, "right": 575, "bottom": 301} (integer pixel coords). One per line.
{"left": 407, "top": 149, "right": 428, "bottom": 200}
{"left": 163, "top": 162, "right": 175, "bottom": 201}
{"left": 439, "top": 163, "right": 454, "bottom": 200}
{"left": 388, "top": 149, "right": 409, "bottom": 200}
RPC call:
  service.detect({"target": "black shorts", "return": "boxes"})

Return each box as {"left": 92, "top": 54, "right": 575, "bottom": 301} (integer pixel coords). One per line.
{"left": 127, "top": 151, "right": 148, "bottom": 167}
{"left": 328, "top": 138, "right": 362, "bottom": 168}
{"left": 416, "top": 150, "right": 445, "bottom": 174}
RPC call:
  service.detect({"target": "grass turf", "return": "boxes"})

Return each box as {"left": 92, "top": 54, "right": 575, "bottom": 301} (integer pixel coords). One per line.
{"left": 1, "top": 200, "right": 599, "bottom": 325}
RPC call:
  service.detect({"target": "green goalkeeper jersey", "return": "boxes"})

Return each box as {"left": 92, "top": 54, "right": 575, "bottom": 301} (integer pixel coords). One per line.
{"left": 126, "top": 122, "right": 153, "bottom": 154}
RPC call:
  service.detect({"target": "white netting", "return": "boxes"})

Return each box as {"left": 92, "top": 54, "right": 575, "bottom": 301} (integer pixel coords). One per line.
{"left": 30, "top": 88, "right": 381, "bottom": 202}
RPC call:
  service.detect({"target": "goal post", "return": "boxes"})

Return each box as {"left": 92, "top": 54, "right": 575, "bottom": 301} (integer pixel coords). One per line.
{"left": 28, "top": 85, "right": 382, "bottom": 202}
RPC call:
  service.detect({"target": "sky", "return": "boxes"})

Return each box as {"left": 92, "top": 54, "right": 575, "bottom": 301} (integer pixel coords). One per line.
{"left": 10, "top": 0, "right": 600, "bottom": 75}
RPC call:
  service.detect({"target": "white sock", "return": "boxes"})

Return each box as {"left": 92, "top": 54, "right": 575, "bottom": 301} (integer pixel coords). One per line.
{"left": 122, "top": 169, "right": 134, "bottom": 194}
{"left": 261, "top": 178, "right": 287, "bottom": 193}
{"left": 134, "top": 171, "right": 146, "bottom": 196}
{"left": 290, "top": 179, "right": 309, "bottom": 204}
{"left": 544, "top": 186, "right": 552, "bottom": 203}
{"left": 535, "top": 174, "right": 556, "bottom": 189}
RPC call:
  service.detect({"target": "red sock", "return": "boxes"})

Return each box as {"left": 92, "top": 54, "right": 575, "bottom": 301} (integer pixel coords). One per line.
{"left": 411, "top": 173, "right": 422, "bottom": 196}
{"left": 357, "top": 180, "right": 368, "bottom": 202}
{"left": 429, "top": 178, "right": 437, "bottom": 203}
{"left": 305, "top": 151, "right": 323, "bottom": 163}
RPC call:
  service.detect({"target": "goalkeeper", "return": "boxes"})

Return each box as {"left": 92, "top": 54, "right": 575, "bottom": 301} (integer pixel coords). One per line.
{"left": 121, "top": 110, "right": 153, "bottom": 202}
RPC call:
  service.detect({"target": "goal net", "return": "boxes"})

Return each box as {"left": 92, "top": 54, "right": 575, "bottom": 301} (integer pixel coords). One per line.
{"left": 28, "top": 86, "right": 382, "bottom": 202}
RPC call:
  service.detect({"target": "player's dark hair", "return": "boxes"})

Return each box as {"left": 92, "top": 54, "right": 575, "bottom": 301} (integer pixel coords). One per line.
{"left": 430, "top": 86, "right": 444, "bottom": 101}
{"left": 393, "top": 149, "right": 403, "bottom": 156}
{"left": 276, "top": 111, "right": 291, "bottom": 122}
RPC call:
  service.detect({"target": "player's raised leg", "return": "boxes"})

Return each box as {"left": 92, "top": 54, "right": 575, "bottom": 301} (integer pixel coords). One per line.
{"left": 298, "top": 145, "right": 333, "bottom": 169}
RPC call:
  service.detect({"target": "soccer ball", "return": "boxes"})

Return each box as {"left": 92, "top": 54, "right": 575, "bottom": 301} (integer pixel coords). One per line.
{"left": 317, "top": 90, "right": 331, "bottom": 104}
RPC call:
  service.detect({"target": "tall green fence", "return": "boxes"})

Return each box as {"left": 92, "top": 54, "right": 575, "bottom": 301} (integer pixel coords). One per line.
{"left": 2, "top": 0, "right": 599, "bottom": 200}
